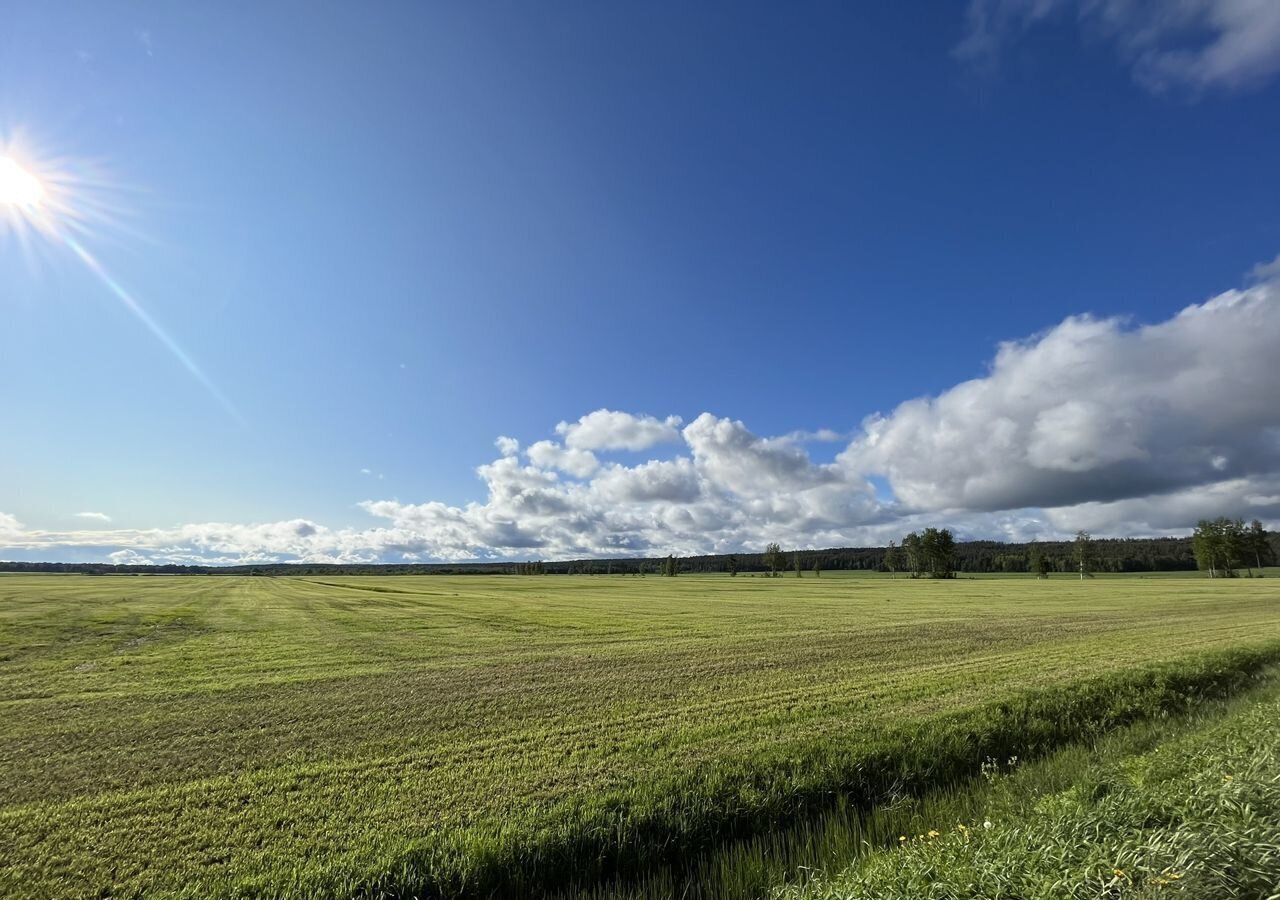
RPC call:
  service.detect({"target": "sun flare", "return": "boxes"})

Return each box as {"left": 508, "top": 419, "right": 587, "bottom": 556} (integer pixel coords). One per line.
{"left": 0, "top": 156, "right": 46, "bottom": 208}
{"left": 0, "top": 135, "right": 242, "bottom": 421}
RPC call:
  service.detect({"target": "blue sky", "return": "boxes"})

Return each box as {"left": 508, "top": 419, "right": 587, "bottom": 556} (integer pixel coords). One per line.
{"left": 3, "top": 1, "right": 1279, "bottom": 563}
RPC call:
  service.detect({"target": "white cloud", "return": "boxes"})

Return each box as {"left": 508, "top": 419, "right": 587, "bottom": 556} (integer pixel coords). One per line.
{"left": 957, "top": 0, "right": 1280, "bottom": 92}
{"left": 0, "top": 512, "right": 24, "bottom": 542}
{"left": 555, "top": 410, "right": 683, "bottom": 451}
{"left": 1251, "top": 253, "right": 1280, "bottom": 284}
{"left": 841, "top": 272, "right": 1280, "bottom": 513}
{"left": 784, "top": 428, "right": 845, "bottom": 443}
{"left": 1043, "top": 476, "right": 1280, "bottom": 535}
{"left": 108, "top": 549, "right": 153, "bottom": 565}
{"left": 74, "top": 512, "right": 112, "bottom": 523}
{"left": 495, "top": 436, "right": 520, "bottom": 457}
{"left": 592, "top": 458, "right": 702, "bottom": 504}
{"left": 4, "top": 257, "right": 1279, "bottom": 564}
{"left": 525, "top": 440, "right": 600, "bottom": 478}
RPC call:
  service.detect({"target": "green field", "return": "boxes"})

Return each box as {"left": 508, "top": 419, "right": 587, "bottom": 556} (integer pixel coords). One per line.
{"left": 2, "top": 574, "right": 1279, "bottom": 898}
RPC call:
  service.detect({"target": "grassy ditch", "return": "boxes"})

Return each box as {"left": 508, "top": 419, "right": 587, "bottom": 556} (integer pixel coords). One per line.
{"left": 776, "top": 669, "right": 1280, "bottom": 899}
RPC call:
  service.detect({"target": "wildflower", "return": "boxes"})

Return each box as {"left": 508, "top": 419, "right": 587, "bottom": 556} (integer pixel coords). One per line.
{"left": 1167, "top": 872, "right": 1183, "bottom": 880}
{"left": 898, "top": 835, "right": 907, "bottom": 843}
{"left": 928, "top": 830, "right": 940, "bottom": 839}
{"left": 983, "top": 820, "right": 993, "bottom": 829}
{"left": 1113, "top": 869, "right": 1127, "bottom": 879}
{"left": 1223, "top": 774, "right": 1234, "bottom": 782}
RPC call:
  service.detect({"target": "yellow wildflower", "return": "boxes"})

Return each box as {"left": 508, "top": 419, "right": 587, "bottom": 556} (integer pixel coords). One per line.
{"left": 928, "top": 830, "right": 941, "bottom": 838}
{"left": 1113, "top": 868, "right": 1127, "bottom": 879}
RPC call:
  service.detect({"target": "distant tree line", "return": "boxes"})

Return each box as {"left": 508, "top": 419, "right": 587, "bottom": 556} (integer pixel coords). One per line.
{"left": 3, "top": 528, "right": 1274, "bottom": 577}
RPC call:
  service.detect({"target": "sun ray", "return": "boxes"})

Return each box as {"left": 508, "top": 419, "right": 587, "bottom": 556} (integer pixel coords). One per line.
{"left": 59, "top": 233, "right": 245, "bottom": 424}
{"left": 1, "top": 137, "right": 243, "bottom": 424}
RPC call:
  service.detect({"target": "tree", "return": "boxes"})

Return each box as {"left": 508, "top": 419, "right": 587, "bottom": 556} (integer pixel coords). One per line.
{"left": 884, "top": 541, "right": 899, "bottom": 578}
{"left": 1224, "top": 519, "right": 1245, "bottom": 576}
{"left": 1248, "top": 520, "right": 1270, "bottom": 575}
{"left": 1074, "top": 531, "right": 1093, "bottom": 581}
{"left": 936, "top": 528, "right": 956, "bottom": 578}
{"left": 1193, "top": 518, "right": 1245, "bottom": 578}
{"left": 764, "top": 543, "right": 783, "bottom": 578}
{"left": 902, "top": 532, "right": 924, "bottom": 578}
{"left": 920, "top": 527, "right": 956, "bottom": 578}
{"left": 1028, "top": 543, "right": 1050, "bottom": 578}
{"left": 661, "top": 554, "right": 679, "bottom": 577}
{"left": 812, "top": 559, "right": 822, "bottom": 577}
{"left": 727, "top": 555, "right": 739, "bottom": 577}
{"left": 1193, "top": 521, "right": 1212, "bottom": 577}
{"left": 793, "top": 552, "right": 802, "bottom": 577}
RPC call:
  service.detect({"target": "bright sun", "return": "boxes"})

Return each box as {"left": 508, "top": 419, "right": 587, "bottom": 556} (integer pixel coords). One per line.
{"left": 0, "top": 156, "right": 46, "bottom": 208}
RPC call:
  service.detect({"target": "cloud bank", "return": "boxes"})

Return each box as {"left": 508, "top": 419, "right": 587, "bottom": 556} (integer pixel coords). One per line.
{"left": 3, "top": 262, "right": 1279, "bottom": 565}
{"left": 957, "top": 0, "right": 1280, "bottom": 93}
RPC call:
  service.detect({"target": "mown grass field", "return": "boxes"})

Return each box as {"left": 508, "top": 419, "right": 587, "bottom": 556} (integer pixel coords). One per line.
{"left": 1, "top": 573, "right": 1278, "bottom": 898}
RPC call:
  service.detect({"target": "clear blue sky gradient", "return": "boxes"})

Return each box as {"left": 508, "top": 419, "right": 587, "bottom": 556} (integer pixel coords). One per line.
{"left": 3, "top": 2, "right": 1279, "bottom": 538}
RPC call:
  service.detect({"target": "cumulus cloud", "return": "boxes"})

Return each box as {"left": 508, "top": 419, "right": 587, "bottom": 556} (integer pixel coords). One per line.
{"left": 1251, "top": 253, "right": 1280, "bottom": 284}
{"left": 555, "top": 410, "right": 683, "bottom": 451}
{"left": 74, "top": 512, "right": 112, "bottom": 523}
{"left": 957, "top": 0, "right": 1280, "bottom": 92}
{"left": 1043, "top": 476, "right": 1280, "bottom": 536}
{"left": 525, "top": 440, "right": 600, "bottom": 478}
{"left": 842, "top": 275, "right": 1280, "bottom": 514}
{"left": 4, "top": 258, "right": 1279, "bottom": 565}
{"left": 108, "top": 549, "right": 153, "bottom": 565}
{"left": 0, "top": 512, "right": 24, "bottom": 542}
{"left": 495, "top": 436, "right": 520, "bottom": 457}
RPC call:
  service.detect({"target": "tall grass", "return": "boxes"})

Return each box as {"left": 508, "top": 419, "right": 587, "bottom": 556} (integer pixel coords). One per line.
{"left": 779, "top": 672, "right": 1280, "bottom": 899}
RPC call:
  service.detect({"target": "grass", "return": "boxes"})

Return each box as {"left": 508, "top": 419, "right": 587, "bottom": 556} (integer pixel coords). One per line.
{"left": 1, "top": 574, "right": 1278, "bottom": 898}
{"left": 776, "top": 671, "right": 1280, "bottom": 900}
{"left": 560, "top": 670, "right": 1280, "bottom": 900}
